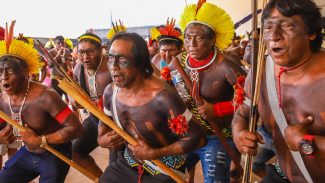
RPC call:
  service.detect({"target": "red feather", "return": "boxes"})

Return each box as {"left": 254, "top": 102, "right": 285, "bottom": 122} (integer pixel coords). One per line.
{"left": 5, "top": 21, "right": 16, "bottom": 53}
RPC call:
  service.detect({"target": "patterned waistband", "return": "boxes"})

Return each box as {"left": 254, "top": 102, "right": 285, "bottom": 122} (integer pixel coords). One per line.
{"left": 123, "top": 149, "right": 186, "bottom": 175}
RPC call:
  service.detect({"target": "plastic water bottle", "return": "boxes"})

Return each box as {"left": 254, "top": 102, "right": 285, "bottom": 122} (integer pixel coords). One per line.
{"left": 170, "top": 70, "right": 189, "bottom": 102}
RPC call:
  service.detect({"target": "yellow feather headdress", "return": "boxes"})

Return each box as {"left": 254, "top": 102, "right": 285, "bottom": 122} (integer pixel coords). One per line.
{"left": 179, "top": 0, "right": 234, "bottom": 50}
{"left": 107, "top": 20, "right": 127, "bottom": 39}
{"left": 64, "top": 38, "right": 73, "bottom": 50}
{"left": 0, "top": 21, "right": 43, "bottom": 74}
{"left": 150, "top": 18, "right": 183, "bottom": 44}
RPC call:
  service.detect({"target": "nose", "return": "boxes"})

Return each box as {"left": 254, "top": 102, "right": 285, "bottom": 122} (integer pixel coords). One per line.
{"left": 188, "top": 37, "right": 197, "bottom": 47}
{"left": 269, "top": 26, "right": 283, "bottom": 42}
{"left": 108, "top": 58, "right": 120, "bottom": 71}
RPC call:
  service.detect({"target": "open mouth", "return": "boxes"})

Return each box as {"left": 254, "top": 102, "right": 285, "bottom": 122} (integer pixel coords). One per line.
{"left": 271, "top": 47, "right": 286, "bottom": 56}
{"left": 2, "top": 83, "right": 12, "bottom": 91}
{"left": 112, "top": 74, "right": 121, "bottom": 82}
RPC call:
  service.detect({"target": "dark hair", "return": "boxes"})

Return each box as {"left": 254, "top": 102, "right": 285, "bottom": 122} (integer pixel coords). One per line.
{"left": 54, "top": 35, "right": 64, "bottom": 42}
{"left": 158, "top": 38, "right": 183, "bottom": 49}
{"left": 262, "top": 0, "right": 323, "bottom": 52}
{"left": 110, "top": 32, "right": 153, "bottom": 78}
{"left": 185, "top": 23, "right": 216, "bottom": 40}
{"left": 0, "top": 55, "right": 29, "bottom": 72}
{"left": 78, "top": 32, "right": 102, "bottom": 50}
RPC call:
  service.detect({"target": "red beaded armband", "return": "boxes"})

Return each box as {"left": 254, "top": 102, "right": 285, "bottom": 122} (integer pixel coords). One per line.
{"left": 0, "top": 118, "right": 5, "bottom": 123}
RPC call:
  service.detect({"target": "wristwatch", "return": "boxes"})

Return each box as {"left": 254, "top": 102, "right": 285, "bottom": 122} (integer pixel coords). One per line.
{"left": 299, "top": 135, "right": 315, "bottom": 158}
{"left": 40, "top": 135, "right": 48, "bottom": 148}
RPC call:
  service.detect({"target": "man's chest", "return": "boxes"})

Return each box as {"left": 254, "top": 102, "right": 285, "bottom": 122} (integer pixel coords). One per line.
{"left": 196, "top": 70, "right": 233, "bottom": 101}
{"left": 113, "top": 102, "right": 169, "bottom": 135}
{"left": 259, "top": 78, "right": 325, "bottom": 135}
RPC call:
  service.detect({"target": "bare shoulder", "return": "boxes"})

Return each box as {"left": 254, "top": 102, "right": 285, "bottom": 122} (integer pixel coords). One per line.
{"left": 151, "top": 53, "right": 161, "bottom": 69}
{"left": 150, "top": 77, "right": 185, "bottom": 110}
{"left": 103, "top": 83, "right": 114, "bottom": 100}
{"left": 30, "top": 82, "right": 63, "bottom": 106}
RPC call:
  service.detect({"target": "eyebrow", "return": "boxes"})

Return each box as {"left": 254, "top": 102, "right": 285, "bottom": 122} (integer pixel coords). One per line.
{"left": 108, "top": 53, "right": 127, "bottom": 57}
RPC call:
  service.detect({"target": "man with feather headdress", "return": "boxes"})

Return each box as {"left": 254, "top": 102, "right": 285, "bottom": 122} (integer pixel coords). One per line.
{"left": 168, "top": 1, "right": 246, "bottom": 182}
{"left": 0, "top": 21, "right": 82, "bottom": 183}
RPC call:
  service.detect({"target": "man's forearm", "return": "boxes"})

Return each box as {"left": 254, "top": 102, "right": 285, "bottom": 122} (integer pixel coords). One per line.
{"left": 232, "top": 105, "right": 250, "bottom": 137}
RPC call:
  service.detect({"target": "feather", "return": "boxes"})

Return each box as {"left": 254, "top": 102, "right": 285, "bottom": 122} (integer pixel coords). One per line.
{"left": 179, "top": 1, "right": 234, "bottom": 50}
{"left": 7, "top": 21, "right": 16, "bottom": 53}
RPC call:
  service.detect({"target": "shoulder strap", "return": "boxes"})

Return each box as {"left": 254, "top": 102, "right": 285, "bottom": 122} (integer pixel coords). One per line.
{"left": 112, "top": 85, "right": 123, "bottom": 129}
{"left": 265, "top": 56, "right": 313, "bottom": 183}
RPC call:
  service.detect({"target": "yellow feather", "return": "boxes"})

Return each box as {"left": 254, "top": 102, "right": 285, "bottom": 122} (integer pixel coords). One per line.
{"left": 107, "top": 25, "right": 127, "bottom": 39}
{"left": 179, "top": 2, "right": 234, "bottom": 50}
{"left": 6, "top": 39, "right": 42, "bottom": 74}
{"left": 179, "top": 4, "right": 197, "bottom": 32}
{"left": 150, "top": 27, "right": 160, "bottom": 41}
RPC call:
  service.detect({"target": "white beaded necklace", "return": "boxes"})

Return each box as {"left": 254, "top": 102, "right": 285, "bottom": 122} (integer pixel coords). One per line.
{"left": 185, "top": 48, "right": 217, "bottom": 99}
{"left": 9, "top": 80, "right": 30, "bottom": 125}
{"left": 85, "top": 57, "right": 103, "bottom": 101}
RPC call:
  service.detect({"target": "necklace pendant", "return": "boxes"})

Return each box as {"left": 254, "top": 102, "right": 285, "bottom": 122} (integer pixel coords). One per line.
{"left": 190, "top": 70, "right": 199, "bottom": 82}
{"left": 88, "top": 76, "right": 95, "bottom": 86}
{"left": 11, "top": 113, "right": 22, "bottom": 124}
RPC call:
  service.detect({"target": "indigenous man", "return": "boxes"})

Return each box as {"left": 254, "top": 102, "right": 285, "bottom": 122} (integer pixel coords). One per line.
{"left": 0, "top": 23, "right": 82, "bottom": 183}
{"left": 98, "top": 32, "right": 206, "bottom": 183}
{"left": 72, "top": 32, "right": 112, "bottom": 177}
{"left": 170, "top": 1, "right": 246, "bottom": 182}
{"left": 49, "top": 35, "right": 71, "bottom": 99}
{"left": 232, "top": 0, "right": 325, "bottom": 182}
{"left": 151, "top": 18, "right": 183, "bottom": 72}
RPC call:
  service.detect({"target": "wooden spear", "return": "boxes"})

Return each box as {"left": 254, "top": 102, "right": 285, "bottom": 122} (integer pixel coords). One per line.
{"left": 0, "top": 110, "right": 99, "bottom": 183}
{"left": 242, "top": 0, "right": 267, "bottom": 182}
{"left": 58, "top": 78, "right": 186, "bottom": 183}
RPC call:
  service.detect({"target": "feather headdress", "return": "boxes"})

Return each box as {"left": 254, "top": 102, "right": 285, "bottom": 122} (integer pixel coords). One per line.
{"left": 0, "top": 21, "right": 42, "bottom": 74}
{"left": 151, "top": 18, "right": 183, "bottom": 44}
{"left": 107, "top": 20, "right": 127, "bottom": 39}
{"left": 0, "top": 27, "right": 4, "bottom": 40}
{"left": 179, "top": 0, "right": 234, "bottom": 50}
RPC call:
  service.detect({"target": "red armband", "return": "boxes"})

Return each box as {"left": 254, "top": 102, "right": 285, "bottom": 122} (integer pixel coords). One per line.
{"left": 0, "top": 118, "right": 5, "bottom": 123}
{"left": 213, "top": 101, "right": 235, "bottom": 117}
{"left": 97, "top": 96, "right": 104, "bottom": 112}
{"left": 55, "top": 106, "right": 73, "bottom": 124}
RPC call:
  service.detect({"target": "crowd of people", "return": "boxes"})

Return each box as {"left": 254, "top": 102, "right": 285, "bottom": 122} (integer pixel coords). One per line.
{"left": 0, "top": 0, "right": 324, "bottom": 182}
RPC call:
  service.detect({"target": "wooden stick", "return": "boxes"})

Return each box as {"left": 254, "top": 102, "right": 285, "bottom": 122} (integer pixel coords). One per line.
{"left": 58, "top": 79, "right": 186, "bottom": 183}
{"left": 242, "top": 1, "right": 268, "bottom": 182}
{"left": 0, "top": 110, "right": 99, "bottom": 183}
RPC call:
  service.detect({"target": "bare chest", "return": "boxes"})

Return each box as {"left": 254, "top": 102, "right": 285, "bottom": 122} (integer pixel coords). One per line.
{"left": 195, "top": 67, "right": 234, "bottom": 102}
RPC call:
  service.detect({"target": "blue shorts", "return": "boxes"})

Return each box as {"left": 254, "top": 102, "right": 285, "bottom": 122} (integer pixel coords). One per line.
{"left": 0, "top": 144, "right": 71, "bottom": 183}
{"left": 187, "top": 135, "right": 236, "bottom": 183}
{"left": 72, "top": 115, "right": 99, "bottom": 156}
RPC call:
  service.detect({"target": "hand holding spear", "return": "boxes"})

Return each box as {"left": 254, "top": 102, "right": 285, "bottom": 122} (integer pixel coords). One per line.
{"left": 58, "top": 78, "right": 186, "bottom": 183}
{"left": 0, "top": 110, "right": 99, "bottom": 183}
